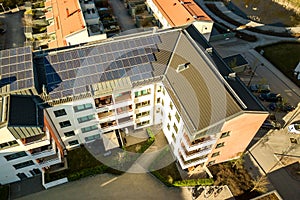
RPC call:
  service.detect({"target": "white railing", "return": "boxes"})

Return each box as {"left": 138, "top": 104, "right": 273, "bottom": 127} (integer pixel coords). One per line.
{"left": 178, "top": 155, "right": 208, "bottom": 169}
{"left": 39, "top": 157, "right": 61, "bottom": 168}
{"left": 32, "top": 149, "right": 56, "bottom": 159}
{"left": 182, "top": 135, "right": 216, "bottom": 152}
{"left": 179, "top": 146, "right": 211, "bottom": 161}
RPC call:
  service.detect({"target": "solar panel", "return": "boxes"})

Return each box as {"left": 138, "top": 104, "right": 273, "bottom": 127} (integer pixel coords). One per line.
{"left": 0, "top": 46, "right": 33, "bottom": 92}
{"left": 44, "top": 34, "right": 162, "bottom": 98}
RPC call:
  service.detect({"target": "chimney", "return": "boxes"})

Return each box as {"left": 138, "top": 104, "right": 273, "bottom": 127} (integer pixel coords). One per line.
{"left": 66, "top": 8, "right": 69, "bottom": 16}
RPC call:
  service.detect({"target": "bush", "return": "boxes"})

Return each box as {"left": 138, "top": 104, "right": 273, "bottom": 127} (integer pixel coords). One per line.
{"left": 173, "top": 179, "right": 214, "bottom": 186}
{"left": 68, "top": 165, "right": 108, "bottom": 181}
{"left": 151, "top": 171, "right": 174, "bottom": 187}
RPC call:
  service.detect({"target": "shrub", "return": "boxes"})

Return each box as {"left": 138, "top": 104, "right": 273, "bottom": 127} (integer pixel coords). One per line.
{"left": 173, "top": 179, "right": 214, "bottom": 186}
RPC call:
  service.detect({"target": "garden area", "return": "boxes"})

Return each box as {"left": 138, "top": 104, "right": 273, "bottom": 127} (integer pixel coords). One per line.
{"left": 209, "top": 158, "right": 270, "bottom": 200}
{"left": 255, "top": 42, "right": 300, "bottom": 88}
{"left": 46, "top": 131, "right": 156, "bottom": 183}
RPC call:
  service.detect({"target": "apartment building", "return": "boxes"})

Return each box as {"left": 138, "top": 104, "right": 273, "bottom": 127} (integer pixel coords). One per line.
{"left": 146, "top": 0, "right": 214, "bottom": 41}
{"left": 45, "top": 0, "right": 107, "bottom": 49}
{"left": 0, "top": 25, "right": 268, "bottom": 185}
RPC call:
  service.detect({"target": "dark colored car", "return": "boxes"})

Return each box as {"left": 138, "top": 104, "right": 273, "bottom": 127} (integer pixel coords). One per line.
{"left": 249, "top": 84, "right": 270, "bottom": 93}
{"left": 259, "top": 93, "right": 282, "bottom": 102}
{"left": 261, "top": 119, "right": 281, "bottom": 130}
{"left": 268, "top": 103, "right": 295, "bottom": 112}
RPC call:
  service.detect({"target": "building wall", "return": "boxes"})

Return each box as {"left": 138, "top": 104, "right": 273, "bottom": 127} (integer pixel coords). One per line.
{"left": 146, "top": 0, "right": 172, "bottom": 29}
{"left": 206, "top": 112, "right": 268, "bottom": 165}
{"left": 65, "top": 29, "right": 107, "bottom": 46}
{"left": 192, "top": 21, "right": 214, "bottom": 41}
{"left": 46, "top": 98, "right": 100, "bottom": 149}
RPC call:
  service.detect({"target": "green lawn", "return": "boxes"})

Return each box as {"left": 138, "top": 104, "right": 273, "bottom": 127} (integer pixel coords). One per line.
{"left": 256, "top": 42, "right": 300, "bottom": 87}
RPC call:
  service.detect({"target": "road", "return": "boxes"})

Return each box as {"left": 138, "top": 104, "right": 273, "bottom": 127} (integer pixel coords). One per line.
{"left": 0, "top": 11, "right": 25, "bottom": 50}
{"left": 18, "top": 173, "right": 191, "bottom": 200}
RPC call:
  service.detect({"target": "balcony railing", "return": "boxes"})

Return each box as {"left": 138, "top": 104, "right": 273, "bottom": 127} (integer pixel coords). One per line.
{"left": 98, "top": 111, "right": 115, "bottom": 119}
{"left": 179, "top": 144, "right": 211, "bottom": 161}
{"left": 178, "top": 154, "right": 208, "bottom": 169}
{"left": 95, "top": 96, "right": 113, "bottom": 108}
{"left": 114, "top": 93, "right": 131, "bottom": 103}
{"left": 182, "top": 134, "right": 216, "bottom": 151}
{"left": 39, "top": 158, "right": 61, "bottom": 168}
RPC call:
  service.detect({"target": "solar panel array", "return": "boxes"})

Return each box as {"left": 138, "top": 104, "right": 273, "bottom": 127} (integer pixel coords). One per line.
{"left": 44, "top": 35, "right": 161, "bottom": 99}
{"left": 0, "top": 47, "right": 33, "bottom": 91}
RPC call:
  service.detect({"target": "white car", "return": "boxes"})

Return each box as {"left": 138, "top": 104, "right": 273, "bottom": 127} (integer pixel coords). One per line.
{"left": 288, "top": 123, "right": 300, "bottom": 134}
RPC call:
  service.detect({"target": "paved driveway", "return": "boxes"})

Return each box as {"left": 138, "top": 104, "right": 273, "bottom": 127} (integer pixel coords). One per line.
{"left": 0, "top": 11, "right": 25, "bottom": 50}
{"left": 17, "top": 173, "right": 191, "bottom": 200}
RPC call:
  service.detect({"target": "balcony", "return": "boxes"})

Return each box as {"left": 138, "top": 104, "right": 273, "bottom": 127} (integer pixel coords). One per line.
{"left": 98, "top": 110, "right": 115, "bottom": 120}
{"left": 114, "top": 91, "right": 131, "bottom": 103}
{"left": 100, "top": 120, "right": 117, "bottom": 132}
{"left": 21, "top": 134, "right": 50, "bottom": 150}
{"left": 118, "top": 116, "right": 133, "bottom": 125}
{"left": 95, "top": 96, "right": 113, "bottom": 108}
{"left": 31, "top": 149, "right": 56, "bottom": 159}
{"left": 182, "top": 133, "right": 216, "bottom": 152}
{"left": 116, "top": 105, "right": 132, "bottom": 115}
{"left": 178, "top": 154, "right": 208, "bottom": 169}
{"left": 179, "top": 143, "right": 212, "bottom": 161}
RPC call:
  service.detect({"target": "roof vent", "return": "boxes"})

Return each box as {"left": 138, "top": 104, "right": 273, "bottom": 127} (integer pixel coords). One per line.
{"left": 225, "top": 72, "right": 236, "bottom": 81}
{"left": 173, "top": 3, "right": 177, "bottom": 6}
{"left": 205, "top": 47, "right": 213, "bottom": 54}
{"left": 176, "top": 62, "right": 190, "bottom": 73}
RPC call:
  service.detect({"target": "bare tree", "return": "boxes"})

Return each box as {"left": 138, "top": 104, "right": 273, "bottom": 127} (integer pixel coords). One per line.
{"left": 251, "top": 175, "right": 269, "bottom": 193}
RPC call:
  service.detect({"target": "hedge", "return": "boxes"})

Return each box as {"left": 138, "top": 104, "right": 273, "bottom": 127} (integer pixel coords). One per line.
{"left": 173, "top": 178, "right": 214, "bottom": 186}
{"left": 68, "top": 165, "right": 109, "bottom": 181}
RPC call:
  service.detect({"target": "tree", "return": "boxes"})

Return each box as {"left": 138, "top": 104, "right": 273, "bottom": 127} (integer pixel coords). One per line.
{"left": 251, "top": 175, "right": 269, "bottom": 193}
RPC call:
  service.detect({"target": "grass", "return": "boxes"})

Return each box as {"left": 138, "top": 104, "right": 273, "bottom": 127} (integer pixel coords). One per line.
{"left": 45, "top": 146, "right": 109, "bottom": 182}
{"left": 151, "top": 162, "right": 182, "bottom": 186}
{"left": 255, "top": 42, "right": 300, "bottom": 88}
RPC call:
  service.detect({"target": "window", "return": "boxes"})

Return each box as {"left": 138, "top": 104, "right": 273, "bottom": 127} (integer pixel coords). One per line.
{"left": 136, "top": 120, "right": 150, "bottom": 127}
{"left": 167, "top": 123, "right": 170, "bottom": 131}
{"left": 54, "top": 109, "right": 67, "bottom": 117}
{"left": 161, "top": 99, "right": 164, "bottom": 106}
{"left": 157, "top": 86, "right": 162, "bottom": 92}
{"left": 68, "top": 140, "right": 79, "bottom": 146}
{"left": 136, "top": 111, "right": 150, "bottom": 119}
{"left": 175, "top": 112, "right": 180, "bottom": 123}
{"left": 59, "top": 120, "right": 71, "bottom": 128}
{"left": 162, "top": 89, "right": 165, "bottom": 95}
{"left": 81, "top": 125, "right": 98, "bottom": 133}
{"left": 220, "top": 131, "right": 230, "bottom": 138}
{"left": 77, "top": 114, "right": 95, "bottom": 123}
{"left": 216, "top": 142, "right": 225, "bottom": 148}
{"left": 64, "top": 131, "right": 75, "bottom": 137}
{"left": 169, "top": 102, "right": 173, "bottom": 110}
{"left": 85, "top": 134, "right": 100, "bottom": 142}
{"left": 173, "top": 123, "right": 178, "bottom": 133}
{"left": 0, "top": 140, "right": 18, "bottom": 150}
{"left": 211, "top": 152, "right": 220, "bottom": 157}
{"left": 172, "top": 133, "right": 176, "bottom": 142}
{"left": 135, "top": 89, "right": 150, "bottom": 97}
{"left": 73, "top": 103, "right": 93, "bottom": 112}
{"left": 168, "top": 113, "right": 171, "bottom": 121}
{"left": 13, "top": 160, "right": 34, "bottom": 169}
{"left": 5, "top": 151, "right": 27, "bottom": 161}
{"left": 157, "top": 98, "right": 161, "bottom": 103}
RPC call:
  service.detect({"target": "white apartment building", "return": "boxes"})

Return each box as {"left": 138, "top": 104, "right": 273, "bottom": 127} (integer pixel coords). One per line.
{"left": 0, "top": 24, "right": 268, "bottom": 186}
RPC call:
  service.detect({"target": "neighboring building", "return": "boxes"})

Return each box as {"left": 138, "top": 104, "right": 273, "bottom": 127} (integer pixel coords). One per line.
{"left": 0, "top": 94, "right": 65, "bottom": 185}
{"left": 45, "top": 0, "right": 107, "bottom": 49}
{"left": 0, "top": 25, "right": 268, "bottom": 186}
{"left": 146, "top": 0, "right": 214, "bottom": 40}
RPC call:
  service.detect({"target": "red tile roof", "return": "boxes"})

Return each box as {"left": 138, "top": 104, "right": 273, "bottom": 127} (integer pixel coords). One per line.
{"left": 152, "top": 0, "right": 211, "bottom": 27}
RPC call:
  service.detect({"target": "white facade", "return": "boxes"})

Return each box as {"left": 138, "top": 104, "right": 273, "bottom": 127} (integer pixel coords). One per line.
{"left": 0, "top": 126, "right": 62, "bottom": 185}
{"left": 46, "top": 81, "right": 217, "bottom": 169}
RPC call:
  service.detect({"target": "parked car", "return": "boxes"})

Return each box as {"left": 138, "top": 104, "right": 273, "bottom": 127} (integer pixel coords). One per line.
{"left": 261, "top": 119, "right": 281, "bottom": 130}
{"left": 288, "top": 122, "right": 300, "bottom": 134}
{"left": 259, "top": 93, "right": 282, "bottom": 102}
{"left": 249, "top": 84, "right": 270, "bottom": 93}
{"left": 268, "top": 102, "right": 295, "bottom": 112}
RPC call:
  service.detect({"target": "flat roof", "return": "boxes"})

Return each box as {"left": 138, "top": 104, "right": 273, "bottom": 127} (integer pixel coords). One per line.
{"left": 152, "top": 0, "right": 211, "bottom": 27}
{"left": 8, "top": 95, "right": 43, "bottom": 127}
{"left": 45, "top": 0, "right": 86, "bottom": 48}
